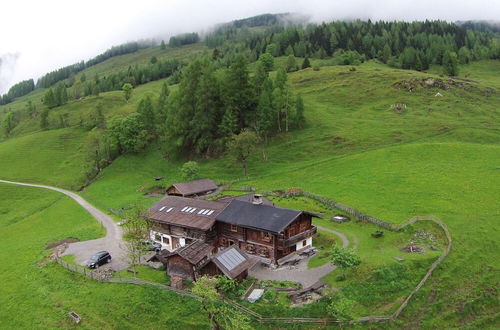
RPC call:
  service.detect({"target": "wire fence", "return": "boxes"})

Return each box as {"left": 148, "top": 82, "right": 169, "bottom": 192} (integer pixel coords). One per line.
{"left": 55, "top": 196, "right": 452, "bottom": 325}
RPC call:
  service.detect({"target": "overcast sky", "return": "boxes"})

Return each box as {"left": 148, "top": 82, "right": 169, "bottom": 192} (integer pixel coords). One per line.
{"left": 1, "top": 0, "right": 499, "bottom": 94}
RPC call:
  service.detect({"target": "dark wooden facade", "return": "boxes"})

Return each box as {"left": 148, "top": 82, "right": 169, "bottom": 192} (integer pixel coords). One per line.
{"left": 216, "top": 213, "right": 316, "bottom": 263}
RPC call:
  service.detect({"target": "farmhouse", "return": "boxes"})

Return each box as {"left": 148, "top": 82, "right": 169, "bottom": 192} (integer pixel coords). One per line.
{"left": 166, "top": 178, "right": 218, "bottom": 198}
{"left": 216, "top": 196, "right": 318, "bottom": 263}
{"left": 148, "top": 192, "right": 318, "bottom": 266}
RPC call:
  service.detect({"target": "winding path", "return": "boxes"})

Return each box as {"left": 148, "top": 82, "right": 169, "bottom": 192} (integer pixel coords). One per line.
{"left": 0, "top": 179, "right": 127, "bottom": 270}
{"left": 316, "top": 225, "right": 351, "bottom": 248}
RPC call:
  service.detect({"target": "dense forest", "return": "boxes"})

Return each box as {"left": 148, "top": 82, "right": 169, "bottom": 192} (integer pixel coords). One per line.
{"left": 207, "top": 19, "right": 499, "bottom": 70}
{"left": 0, "top": 79, "right": 34, "bottom": 105}
{"left": 90, "top": 53, "right": 303, "bottom": 167}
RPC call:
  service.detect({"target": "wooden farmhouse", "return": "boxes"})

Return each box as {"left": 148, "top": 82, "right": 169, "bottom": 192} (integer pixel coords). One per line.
{"left": 148, "top": 190, "right": 319, "bottom": 283}
{"left": 166, "top": 178, "right": 218, "bottom": 198}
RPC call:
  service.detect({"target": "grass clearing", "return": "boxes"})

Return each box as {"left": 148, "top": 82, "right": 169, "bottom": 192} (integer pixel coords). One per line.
{"left": 0, "top": 183, "right": 207, "bottom": 329}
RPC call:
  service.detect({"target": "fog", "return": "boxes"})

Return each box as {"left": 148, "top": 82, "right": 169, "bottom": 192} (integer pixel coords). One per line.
{"left": 1, "top": 0, "right": 499, "bottom": 94}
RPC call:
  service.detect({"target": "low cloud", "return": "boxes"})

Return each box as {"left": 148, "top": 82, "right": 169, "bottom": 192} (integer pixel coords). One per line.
{"left": 1, "top": 0, "right": 499, "bottom": 94}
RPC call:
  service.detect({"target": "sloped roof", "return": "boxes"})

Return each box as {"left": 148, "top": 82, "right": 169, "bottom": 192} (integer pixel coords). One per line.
{"left": 148, "top": 196, "right": 227, "bottom": 231}
{"left": 216, "top": 200, "right": 319, "bottom": 234}
{"left": 215, "top": 193, "right": 274, "bottom": 206}
{"left": 210, "top": 246, "right": 255, "bottom": 279}
{"left": 168, "top": 178, "right": 218, "bottom": 196}
{"left": 150, "top": 240, "right": 213, "bottom": 265}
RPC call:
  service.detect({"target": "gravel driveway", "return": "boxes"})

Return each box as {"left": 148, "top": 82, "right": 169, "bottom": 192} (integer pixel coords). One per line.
{"left": 0, "top": 179, "right": 128, "bottom": 271}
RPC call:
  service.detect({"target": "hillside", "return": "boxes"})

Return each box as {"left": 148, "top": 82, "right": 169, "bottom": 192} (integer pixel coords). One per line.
{"left": 0, "top": 17, "right": 499, "bottom": 329}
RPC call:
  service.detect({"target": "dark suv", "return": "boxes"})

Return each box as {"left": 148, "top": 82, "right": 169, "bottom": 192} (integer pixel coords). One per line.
{"left": 142, "top": 239, "right": 162, "bottom": 252}
{"left": 87, "top": 251, "right": 112, "bottom": 269}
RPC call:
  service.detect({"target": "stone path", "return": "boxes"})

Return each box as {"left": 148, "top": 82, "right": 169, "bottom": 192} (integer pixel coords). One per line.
{"left": 0, "top": 179, "right": 128, "bottom": 270}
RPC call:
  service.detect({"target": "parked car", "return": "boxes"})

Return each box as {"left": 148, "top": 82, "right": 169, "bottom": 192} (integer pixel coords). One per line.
{"left": 87, "top": 251, "right": 112, "bottom": 269}
{"left": 141, "top": 239, "right": 162, "bottom": 252}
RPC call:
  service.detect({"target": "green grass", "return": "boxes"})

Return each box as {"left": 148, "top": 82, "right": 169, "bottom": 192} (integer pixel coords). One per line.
{"left": 0, "top": 57, "right": 498, "bottom": 328}
{"left": 0, "top": 128, "right": 89, "bottom": 189}
{"left": 114, "top": 265, "right": 171, "bottom": 285}
{"left": 0, "top": 183, "right": 207, "bottom": 329}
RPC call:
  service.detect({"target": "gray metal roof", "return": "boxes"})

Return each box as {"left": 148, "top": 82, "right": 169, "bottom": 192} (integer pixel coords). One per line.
{"left": 216, "top": 247, "right": 247, "bottom": 271}
{"left": 215, "top": 199, "right": 303, "bottom": 233}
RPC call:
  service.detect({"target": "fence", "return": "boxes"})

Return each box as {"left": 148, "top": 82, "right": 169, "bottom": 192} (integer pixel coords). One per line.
{"left": 55, "top": 201, "right": 451, "bottom": 325}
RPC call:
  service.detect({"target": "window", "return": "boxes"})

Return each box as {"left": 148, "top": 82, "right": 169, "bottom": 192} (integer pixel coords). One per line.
{"left": 228, "top": 239, "right": 235, "bottom": 246}
{"left": 163, "top": 237, "right": 170, "bottom": 245}
{"left": 257, "top": 248, "right": 269, "bottom": 257}
{"left": 245, "top": 244, "right": 256, "bottom": 254}
{"left": 262, "top": 231, "right": 271, "bottom": 241}
{"left": 302, "top": 240, "right": 307, "bottom": 247}
{"left": 230, "top": 224, "right": 238, "bottom": 232}
{"left": 155, "top": 233, "right": 162, "bottom": 242}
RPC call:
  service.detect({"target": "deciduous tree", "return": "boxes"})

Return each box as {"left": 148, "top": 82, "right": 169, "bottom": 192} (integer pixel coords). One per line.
{"left": 227, "top": 129, "right": 260, "bottom": 177}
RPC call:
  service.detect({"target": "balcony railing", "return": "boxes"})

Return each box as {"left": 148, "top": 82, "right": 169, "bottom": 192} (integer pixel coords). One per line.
{"left": 278, "top": 226, "right": 317, "bottom": 248}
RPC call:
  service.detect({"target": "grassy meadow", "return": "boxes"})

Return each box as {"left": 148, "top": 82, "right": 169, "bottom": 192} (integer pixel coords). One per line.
{"left": 0, "top": 183, "right": 207, "bottom": 329}
{"left": 0, "top": 42, "right": 498, "bottom": 329}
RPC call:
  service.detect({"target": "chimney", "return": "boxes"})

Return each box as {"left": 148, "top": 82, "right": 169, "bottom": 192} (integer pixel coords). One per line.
{"left": 252, "top": 194, "right": 263, "bottom": 205}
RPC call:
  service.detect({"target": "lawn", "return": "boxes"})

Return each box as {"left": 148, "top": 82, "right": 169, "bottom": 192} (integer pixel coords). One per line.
{"left": 0, "top": 183, "right": 207, "bottom": 329}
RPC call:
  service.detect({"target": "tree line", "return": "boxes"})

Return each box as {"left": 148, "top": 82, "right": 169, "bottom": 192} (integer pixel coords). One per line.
{"left": 0, "top": 42, "right": 150, "bottom": 106}
{"left": 0, "top": 79, "right": 35, "bottom": 105}
{"left": 206, "top": 19, "right": 499, "bottom": 73}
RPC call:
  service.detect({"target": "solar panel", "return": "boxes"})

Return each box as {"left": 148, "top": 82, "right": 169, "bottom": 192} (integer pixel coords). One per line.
{"left": 181, "top": 206, "right": 188, "bottom": 212}
{"left": 198, "top": 209, "right": 205, "bottom": 214}
{"left": 189, "top": 208, "right": 196, "bottom": 213}
{"left": 202, "top": 210, "right": 210, "bottom": 215}
{"left": 166, "top": 207, "right": 173, "bottom": 213}
{"left": 207, "top": 210, "right": 214, "bottom": 215}
{"left": 217, "top": 248, "right": 246, "bottom": 271}
{"left": 159, "top": 206, "right": 166, "bottom": 211}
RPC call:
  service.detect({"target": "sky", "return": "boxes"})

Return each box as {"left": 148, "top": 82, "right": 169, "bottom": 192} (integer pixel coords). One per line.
{"left": 1, "top": 0, "right": 499, "bottom": 94}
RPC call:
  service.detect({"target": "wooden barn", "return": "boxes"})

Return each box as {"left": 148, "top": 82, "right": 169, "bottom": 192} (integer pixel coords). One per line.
{"left": 166, "top": 178, "right": 218, "bottom": 198}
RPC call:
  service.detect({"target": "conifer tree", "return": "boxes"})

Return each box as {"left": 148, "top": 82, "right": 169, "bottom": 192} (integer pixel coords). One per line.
{"left": 294, "top": 95, "right": 305, "bottom": 128}
{"left": 442, "top": 51, "right": 459, "bottom": 76}
{"left": 301, "top": 56, "right": 311, "bottom": 69}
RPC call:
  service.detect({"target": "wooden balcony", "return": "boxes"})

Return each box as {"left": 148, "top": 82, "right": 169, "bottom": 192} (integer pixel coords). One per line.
{"left": 278, "top": 226, "right": 317, "bottom": 248}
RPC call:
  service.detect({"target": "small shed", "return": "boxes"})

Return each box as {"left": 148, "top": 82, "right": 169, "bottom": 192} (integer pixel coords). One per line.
{"left": 149, "top": 242, "right": 254, "bottom": 282}
{"left": 166, "top": 179, "right": 218, "bottom": 198}
{"left": 208, "top": 246, "right": 256, "bottom": 281}
{"left": 149, "top": 241, "right": 215, "bottom": 281}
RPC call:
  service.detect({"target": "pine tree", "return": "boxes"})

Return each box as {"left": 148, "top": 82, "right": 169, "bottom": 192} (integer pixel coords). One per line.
{"left": 160, "top": 40, "right": 166, "bottom": 50}
{"left": 223, "top": 54, "right": 254, "bottom": 128}
{"left": 255, "top": 78, "right": 274, "bottom": 143}
{"left": 40, "top": 109, "right": 49, "bottom": 129}
{"left": 285, "top": 55, "right": 297, "bottom": 72}
{"left": 137, "top": 96, "right": 156, "bottom": 134}
{"left": 43, "top": 89, "right": 56, "bottom": 109}
{"left": 442, "top": 51, "right": 459, "bottom": 76}
{"left": 301, "top": 56, "right": 311, "bottom": 69}
{"left": 294, "top": 95, "right": 305, "bottom": 128}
